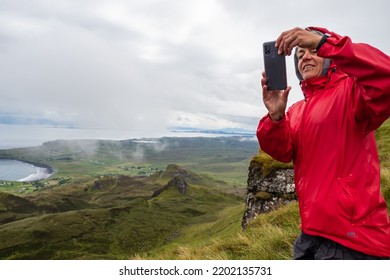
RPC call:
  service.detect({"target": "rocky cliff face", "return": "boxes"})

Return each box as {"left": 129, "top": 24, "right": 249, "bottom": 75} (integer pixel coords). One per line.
{"left": 242, "top": 157, "right": 296, "bottom": 229}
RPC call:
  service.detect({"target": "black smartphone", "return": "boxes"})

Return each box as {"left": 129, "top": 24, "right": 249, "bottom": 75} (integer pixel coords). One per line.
{"left": 263, "top": 41, "right": 287, "bottom": 90}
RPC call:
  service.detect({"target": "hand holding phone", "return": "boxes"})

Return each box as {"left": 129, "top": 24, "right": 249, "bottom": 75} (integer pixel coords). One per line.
{"left": 263, "top": 41, "right": 287, "bottom": 90}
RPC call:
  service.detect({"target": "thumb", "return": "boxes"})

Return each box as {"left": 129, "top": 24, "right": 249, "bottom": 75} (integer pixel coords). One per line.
{"left": 284, "top": 86, "right": 292, "bottom": 99}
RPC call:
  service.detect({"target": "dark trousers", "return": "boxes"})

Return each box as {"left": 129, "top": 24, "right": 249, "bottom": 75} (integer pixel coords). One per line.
{"left": 293, "top": 232, "right": 389, "bottom": 260}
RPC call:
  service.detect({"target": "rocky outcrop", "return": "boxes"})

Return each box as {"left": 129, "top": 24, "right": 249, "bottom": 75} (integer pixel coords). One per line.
{"left": 242, "top": 156, "right": 296, "bottom": 229}
{"left": 151, "top": 165, "right": 192, "bottom": 198}
{"left": 167, "top": 176, "right": 188, "bottom": 195}
{"left": 151, "top": 176, "right": 188, "bottom": 198}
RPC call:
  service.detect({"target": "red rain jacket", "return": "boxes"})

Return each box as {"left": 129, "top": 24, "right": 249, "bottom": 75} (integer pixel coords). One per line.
{"left": 257, "top": 27, "right": 390, "bottom": 256}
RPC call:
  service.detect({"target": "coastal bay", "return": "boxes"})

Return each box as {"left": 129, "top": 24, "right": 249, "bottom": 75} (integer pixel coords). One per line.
{"left": 0, "top": 159, "right": 53, "bottom": 182}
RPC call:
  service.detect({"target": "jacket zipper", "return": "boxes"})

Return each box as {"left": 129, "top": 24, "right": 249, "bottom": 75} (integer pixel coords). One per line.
{"left": 299, "top": 89, "right": 310, "bottom": 229}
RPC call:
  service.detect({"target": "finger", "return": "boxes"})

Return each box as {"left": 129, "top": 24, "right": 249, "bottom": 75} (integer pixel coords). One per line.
{"left": 278, "top": 35, "right": 288, "bottom": 55}
{"left": 277, "top": 27, "right": 302, "bottom": 54}
{"left": 284, "top": 86, "right": 292, "bottom": 98}
{"left": 283, "top": 35, "right": 297, "bottom": 55}
{"left": 275, "top": 33, "right": 283, "bottom": 48}
{"left": 262, "top": 84, "right": 268, "bottom": 99}
{"left": 261, "top": 77, "right": 267, "bottom": 87}
{"left": 275, "top": 29, "right": 292, "bottom": 48}
{"left": 278, "top": 34, "right": 292, "bottom": 55}
{"left": 284, "top": 34, "right": 301, "bottom": 56}
{"left": 261, "top": 72, "right": 267, "bottom": 87}
{"left": 282, "top": 38, "right": 290, "bottom": 55}
{"left": 290, "top": 37, "right": 299, "bottom": 52}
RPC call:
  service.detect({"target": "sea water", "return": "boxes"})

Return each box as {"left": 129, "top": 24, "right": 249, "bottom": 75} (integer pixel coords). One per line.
{"left": 0, "top": 159, "right": 52, "bottom": 181}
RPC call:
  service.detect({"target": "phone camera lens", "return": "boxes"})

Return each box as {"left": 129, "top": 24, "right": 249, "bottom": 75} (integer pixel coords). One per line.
{"left": 265, "top": 45, "right": 271, "bottom": 55}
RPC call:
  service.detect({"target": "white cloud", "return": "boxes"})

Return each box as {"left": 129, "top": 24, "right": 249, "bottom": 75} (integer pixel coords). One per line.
{"left": 169, "top": 111, "right": 241, "bottom": 130}
{"left": 0, "top": 0, "right": 389, "bottom": 146}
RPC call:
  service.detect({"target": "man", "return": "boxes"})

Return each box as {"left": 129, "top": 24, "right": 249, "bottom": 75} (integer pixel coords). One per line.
{"left": 257, "top": 27, "right": 390, "bottom": 259}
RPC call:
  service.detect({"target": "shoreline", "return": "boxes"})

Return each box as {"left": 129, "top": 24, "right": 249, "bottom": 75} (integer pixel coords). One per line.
{"left": 0, "top": 157, "right": 54, "bottom": 182}
{"left": 17, "top": 167, "right": 53, "bottom": 182}
{"left": 15, "top": 159, "right": 55, "bottom": 175}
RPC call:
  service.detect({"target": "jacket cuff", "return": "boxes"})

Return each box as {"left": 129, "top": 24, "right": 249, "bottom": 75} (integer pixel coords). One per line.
{"left": 268, "top": 113, "right": 286, "bottom": 123}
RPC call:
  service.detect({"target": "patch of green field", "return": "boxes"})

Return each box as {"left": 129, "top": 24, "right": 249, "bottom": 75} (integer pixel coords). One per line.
{"left": 0, "top": 164, "right": 243, "bottom": 259}
{"left": 0, "top": 137, "right": 258, "bottom": 188}
{"left": 0, "top": 123, "right": 388, "bottom": 261}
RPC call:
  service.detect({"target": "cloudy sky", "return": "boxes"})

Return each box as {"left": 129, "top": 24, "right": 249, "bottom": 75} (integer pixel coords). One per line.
{"left": 1, "top": 0, "right": 389, "bottom": 147}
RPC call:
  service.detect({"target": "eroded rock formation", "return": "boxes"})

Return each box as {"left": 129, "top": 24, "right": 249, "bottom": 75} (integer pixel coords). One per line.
{"left": 242, "top": 157, "right": 296, "bottom": 229}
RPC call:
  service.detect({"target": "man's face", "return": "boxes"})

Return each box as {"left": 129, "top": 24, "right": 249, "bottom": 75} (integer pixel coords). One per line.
{"left": 296, "top": 47, "right": 325, "bottom": 80}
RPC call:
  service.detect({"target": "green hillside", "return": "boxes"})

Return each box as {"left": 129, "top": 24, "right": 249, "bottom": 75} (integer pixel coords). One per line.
{"left": 0, "top": 119, "right": 388, "bottom": 260}
{"left": 377, "top": 119, "right": 390, "bottom": 206}
{"left": 0, "top": 165, "right": 242, "bottom": 259}
{"left": 0, "top": 137, "right": 257, "bottom": 189}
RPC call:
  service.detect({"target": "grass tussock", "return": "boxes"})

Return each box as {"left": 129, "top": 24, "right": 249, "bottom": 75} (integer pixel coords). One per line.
{"left": 251, "top": 150, "right": 293, "bottom": 177}
{"left": 138, "top": 202, "right": 300, "bottom": 260}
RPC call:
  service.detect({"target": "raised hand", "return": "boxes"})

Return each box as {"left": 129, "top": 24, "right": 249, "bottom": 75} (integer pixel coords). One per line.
{"left": 261, "top": 71, "right": 291, "bottom": 121}
{"left": 275, "top": 27, "right": 323, "bottom": 56}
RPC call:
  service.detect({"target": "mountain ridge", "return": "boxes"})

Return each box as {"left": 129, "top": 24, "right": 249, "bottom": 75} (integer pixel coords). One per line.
{"left": 0, "top": 164, "right": 242, "bottom": 259}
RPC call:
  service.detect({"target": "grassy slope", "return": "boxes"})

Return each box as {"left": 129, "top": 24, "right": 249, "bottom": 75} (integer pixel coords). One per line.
{"left": 142, "top": 119, "right": 390, "bottom": 260}
{"left": 0, "top": 120, "right": 388, "bottom": 260}
{"left": 0, "top": 167, "right": 243, "bottom": 259}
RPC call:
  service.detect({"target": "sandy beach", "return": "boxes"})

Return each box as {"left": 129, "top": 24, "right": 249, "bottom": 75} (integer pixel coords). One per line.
{"left": 17, "top": 166, "right": 53, "bottom": 182}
